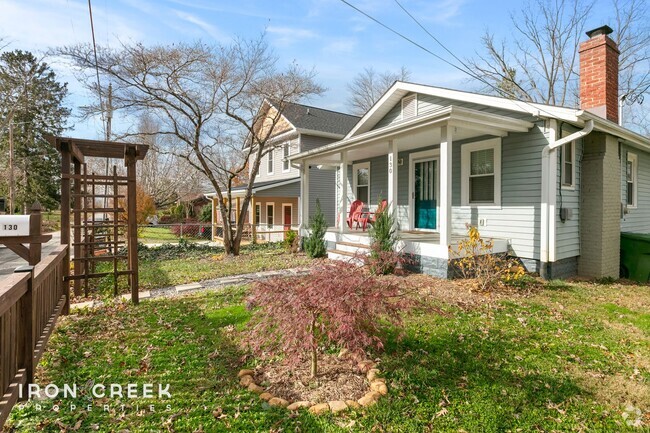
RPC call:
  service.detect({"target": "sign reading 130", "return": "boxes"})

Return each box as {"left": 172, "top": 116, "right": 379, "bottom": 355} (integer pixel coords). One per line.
{"left": 0, "top": 215, "right": 31, "bottom": 237}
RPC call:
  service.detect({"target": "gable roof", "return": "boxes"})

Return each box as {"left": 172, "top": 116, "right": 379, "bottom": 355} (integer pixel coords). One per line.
{"left": 271, "top": 101, "right": 360, "bottom": 138}
{"left": 345, "top": 81, "right": 650, "bottom": 151}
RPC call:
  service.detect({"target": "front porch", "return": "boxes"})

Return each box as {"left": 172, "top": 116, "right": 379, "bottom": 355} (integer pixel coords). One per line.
{"left": 296, "top": 105, "right": 531, "bottom": 277}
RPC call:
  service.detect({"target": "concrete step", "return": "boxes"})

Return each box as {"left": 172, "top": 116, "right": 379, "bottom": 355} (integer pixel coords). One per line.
{"left": 335, "top": 241, "right": 371, "bottom": 254}
{"left": 327, "top": 249, "right": 366, "bottom": 265}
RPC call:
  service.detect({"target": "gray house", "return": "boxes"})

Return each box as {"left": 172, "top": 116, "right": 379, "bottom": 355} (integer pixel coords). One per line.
{"left": 292, "top": 26, "right": 650, "bottom": 279}
{"left": 208, "top": 100, "right": 359, "bottom": 242}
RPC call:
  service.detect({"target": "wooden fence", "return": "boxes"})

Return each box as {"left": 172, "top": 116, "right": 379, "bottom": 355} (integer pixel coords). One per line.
{"left": 0, "top": 244, "right": 68, "bottom": 427}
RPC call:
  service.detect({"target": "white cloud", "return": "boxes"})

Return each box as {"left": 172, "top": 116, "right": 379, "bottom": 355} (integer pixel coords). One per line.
{"left": 417, "top": 0, "right": 467, "bottom": 24}
{"left": 322, "top": 37, "right": 358, "bottom": 54}
{"left": 171, "top": 10, "right": 230, "bottom": 43}
{"left": 266, "top": 26, "right": 317, "bottom": 47}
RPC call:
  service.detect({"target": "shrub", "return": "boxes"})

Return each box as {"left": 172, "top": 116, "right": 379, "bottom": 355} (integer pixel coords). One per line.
{"left": 282, "top": 230, "right": 298, "bottom": 253}
{"left": 198, "top": 204, "right": 212, "bottom": 222}
{"left": 303, "top": 199, "right": 327, "bottom": 258}
{"left": 449, "top": 225, "right": 526, "bottom": 291}
{"left": 170, "top": 218, "right": 197, "bottom": 237}
{"left": 246, "top": 261, "right": 410, "bottom": 377}
{"left": 367, "top": 199, "right": 399, "bottom": 275}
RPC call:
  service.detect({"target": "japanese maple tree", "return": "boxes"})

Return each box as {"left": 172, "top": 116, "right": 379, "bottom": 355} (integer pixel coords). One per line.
{"left": 246, "top": 261, "right": 411, "bottom": 378}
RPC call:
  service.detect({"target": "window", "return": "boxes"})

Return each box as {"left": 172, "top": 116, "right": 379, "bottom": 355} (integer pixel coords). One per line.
{"left": 266, "top": 204, "right": 274, "bottom": 228}
{"left": 461, "top": 138, "right": 501, "bottom": 206}
{"left": 267, "top": 149, "right": 274, "bottom": 175}
{"left": 282, "top": 142, "right": 290, "bottom": 172}
{"left": 626, "top": 152, "right": 637, "bottom": 208}
{"left": 353, "top": 162, "right": 370, "bottom": 204}
{"left": 401, "top": 94, "right": 417, "bottom": 119}
{"left": 561, "top": 141, "right": 575, "bottom": 188}
{"left": 254, "top": 203, "right": 261, "bottom": 225}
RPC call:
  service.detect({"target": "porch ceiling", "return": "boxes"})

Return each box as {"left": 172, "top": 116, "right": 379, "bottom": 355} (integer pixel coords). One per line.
{"left": 296, "top": 105, "right": 534, "bottom": 165}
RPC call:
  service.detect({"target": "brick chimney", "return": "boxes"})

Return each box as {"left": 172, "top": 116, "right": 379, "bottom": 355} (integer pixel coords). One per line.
{"left": 579, "top": 25, "right": 619, "bottom": 123}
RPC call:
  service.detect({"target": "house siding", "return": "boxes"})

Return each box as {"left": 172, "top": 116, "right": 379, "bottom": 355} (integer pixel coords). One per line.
{"left": 621, "top": 144, "right": 650, "bottom": 233}
{"left": 254, "top": 180, "right": 300, "bottom": 197}
{"left": 309, "top": 166, "right": 337, "bottom": 226}
{"left": 253, "top": 134, "right": 300, "bottom": 182}
{"left": 373, "top": 93, "right": 536, "bottom": 131}
{"left": 301, "top": 134, "right": 338, "bottom": 152}
{"left": 555, "top": 126, "right": 583, "bottom": 260}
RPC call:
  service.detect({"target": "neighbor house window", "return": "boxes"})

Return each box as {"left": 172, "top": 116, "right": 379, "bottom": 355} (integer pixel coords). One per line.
{"left": 266, "top": 204, "right": 274, "bottom": 228}
{"left": 254, "top": 203, "right": 261, "bottom": 225}
{"left": 267, "top": 149, "right": 274, "bottom": 175}
{"left": 561, "top": 141, "right": 575, "bottom": 188}
{"left": 353, "top": 162, "right": 370, "bottom": 204}
{"left": 282, "top": 142, "right": 290, "bottom": 172}
{"left": 461, "top": 138, "right": 501, "bottom": 206}
{"left": 626, "top": 152, "right": 637, "bottom": 208}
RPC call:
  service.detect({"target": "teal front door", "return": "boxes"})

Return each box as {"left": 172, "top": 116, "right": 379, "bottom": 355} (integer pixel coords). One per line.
{"left": 414, "top": 159, "right": 437, "bottom": 230}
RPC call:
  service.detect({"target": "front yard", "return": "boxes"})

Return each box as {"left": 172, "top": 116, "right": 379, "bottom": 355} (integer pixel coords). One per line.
{"left": 6, "top": 276, "right": 648, "bottom": 432}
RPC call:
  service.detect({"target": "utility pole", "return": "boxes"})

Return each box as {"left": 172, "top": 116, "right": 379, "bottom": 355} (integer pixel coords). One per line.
{"left": 8, "top": 119, "right": 14, "bottom": 215}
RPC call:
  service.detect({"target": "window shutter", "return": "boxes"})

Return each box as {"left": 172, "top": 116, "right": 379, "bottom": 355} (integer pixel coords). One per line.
{"left": 401, "top": 94, "right": 417, "bottom": 119}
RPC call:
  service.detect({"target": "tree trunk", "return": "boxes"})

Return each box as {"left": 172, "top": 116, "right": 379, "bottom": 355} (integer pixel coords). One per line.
{"left": 310, "top": 316, "right": 318, "bottom": 378}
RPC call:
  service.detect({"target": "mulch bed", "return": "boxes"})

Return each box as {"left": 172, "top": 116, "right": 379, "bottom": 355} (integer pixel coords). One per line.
{"left": 253, "top": 353, "right": 368, "bottom": 403}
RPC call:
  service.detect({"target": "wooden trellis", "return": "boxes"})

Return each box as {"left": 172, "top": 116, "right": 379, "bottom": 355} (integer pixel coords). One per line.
{"left": 48, "top": 136, "right": 148, "bottom": 304}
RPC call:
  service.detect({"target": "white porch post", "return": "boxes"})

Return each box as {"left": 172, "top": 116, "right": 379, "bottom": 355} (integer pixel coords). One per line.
{"left": 300, "top": 162, "right": 310, "bottom": 232}
{"left": 339, "top": 151, "right": 348, "bottom": 233}
{"left": 439, "top": 126, "right": 452, "bottom": 249}
{"left": 387, "top": 139, "right": 398, "bottom": 228}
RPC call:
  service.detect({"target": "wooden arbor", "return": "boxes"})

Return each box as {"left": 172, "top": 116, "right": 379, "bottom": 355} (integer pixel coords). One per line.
{"left": 48, "top": 136, "right": 148, "bottom": 304}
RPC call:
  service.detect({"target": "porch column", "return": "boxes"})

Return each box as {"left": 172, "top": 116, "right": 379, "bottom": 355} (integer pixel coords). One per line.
{"left": 211, "top": 197, "right": 217, "bottom": 241}
{"left": 300, "top": 163, "right": 310, "bottom": 231}
{"left": 387, "top": 140, "right": 398, "bottom": 225}
{"left": 339, "top": 151, "right": 348, "bottom": 233}
{"left": 439, "top": 126, "right": 452, "bottom": 248}
{"left": 250, "top": 195, "right": 256, "bottom": 241}
{"left": 235, "top": 196, "right": 241, "bottom": 224}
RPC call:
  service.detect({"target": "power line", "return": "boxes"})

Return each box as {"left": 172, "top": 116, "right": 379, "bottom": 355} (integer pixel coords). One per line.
{"left": 87, "top": 0, "right": 105, "bottom": 129}
{"left": 339, "top": 0, "right": 559, "bottom": 119}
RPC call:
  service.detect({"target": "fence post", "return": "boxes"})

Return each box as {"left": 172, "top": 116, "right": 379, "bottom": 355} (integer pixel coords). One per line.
{"left": 180, "top": 223, "right": 184, "bottom": 240}
{"left": 15, "top": 265, "right": 35, "bottom": 400}
{"left": 28, "top": 202, "right": 42, "bottom": 266}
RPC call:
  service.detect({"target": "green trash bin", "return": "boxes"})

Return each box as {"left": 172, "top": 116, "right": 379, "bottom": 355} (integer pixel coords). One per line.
{"left": 620, "top": 232, "right": 650, "bottom": 283}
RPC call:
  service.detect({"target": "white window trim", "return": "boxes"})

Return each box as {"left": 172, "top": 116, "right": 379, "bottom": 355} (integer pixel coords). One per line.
{"left": 627, "top": 152, "right": 638, "bottom": 209}
{"left": 266, "top": 203, "right": 274, "bottom": 228}
{"left": 282, "top": 142, "right": 291, "bottom": 173}
{"left": 267, "top": 149, "right": 274, "bottom": 175}
{"left": 560, "top": 140, "right": 576, "bottom": 190}
{"left": 282, "top": 203, "right": 293, "bottom": 229}
{"left": 352, "top": 162, "right": 371, "bottom": 203}
{"left": 400, "top": 94, "right": 418, "bottom": 120}
{"left": 461, "top": 138, "right": 502, "bottom": 207}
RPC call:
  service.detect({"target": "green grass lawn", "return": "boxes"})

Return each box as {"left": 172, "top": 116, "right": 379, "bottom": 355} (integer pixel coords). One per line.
{"left": 82, "top": 243, "right": 312, "bottom": 299}
{"left": 138, "top": 225, "right": 180, "bottom": 243}
{"left": 7, "top": 279, "right": 648, "bottom": 432}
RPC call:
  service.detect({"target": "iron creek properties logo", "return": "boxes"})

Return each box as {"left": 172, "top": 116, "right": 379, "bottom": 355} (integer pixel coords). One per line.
{"left": 17, "top": 382, "right": 173, "bottom": 413}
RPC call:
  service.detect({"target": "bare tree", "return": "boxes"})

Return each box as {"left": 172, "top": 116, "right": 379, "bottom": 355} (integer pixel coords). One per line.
{"left": 58, "top": 36, "right": 323, "bottom": 255}
{"left": 347, "top": 66, "right": 410, "bottom": 115}
{"left": 468, "top": 0, "right": 650, "bottom": 132}
{"left": 136, "top": 114, "right": 204, "bottom": 208}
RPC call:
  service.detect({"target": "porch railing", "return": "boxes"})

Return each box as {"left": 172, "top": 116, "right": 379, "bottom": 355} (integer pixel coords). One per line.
{"left": 0, "top": 244, "right": 68, "bottom": 427}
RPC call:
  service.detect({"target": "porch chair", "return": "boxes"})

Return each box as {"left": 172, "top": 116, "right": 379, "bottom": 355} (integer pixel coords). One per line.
{"left": 346, "top": 199, "right": 364, "bottom": 229}
{"left": 364, "top": 199, "right": 388, "bottom": 231}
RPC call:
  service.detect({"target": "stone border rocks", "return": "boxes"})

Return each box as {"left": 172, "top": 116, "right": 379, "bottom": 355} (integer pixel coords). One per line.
{"left": 237, "top": 358, "right": 389, "bottom": 415}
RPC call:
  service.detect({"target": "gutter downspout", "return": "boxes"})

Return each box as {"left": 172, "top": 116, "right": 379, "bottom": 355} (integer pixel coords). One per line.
{"left": 540, "top": 119, "right": 594, "bottom": 279}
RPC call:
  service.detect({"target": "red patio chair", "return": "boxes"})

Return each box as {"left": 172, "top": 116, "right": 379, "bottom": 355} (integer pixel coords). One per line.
{"left": 364, "top": 199, "right": 388, "bottom": 230}
{"left": 346, "top": 199, "right": 364, "bottom": 229}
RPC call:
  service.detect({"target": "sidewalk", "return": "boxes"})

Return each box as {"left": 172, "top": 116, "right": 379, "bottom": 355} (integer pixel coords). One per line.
{"left": 70, "top": 266, "right": 310, "bottom": 310}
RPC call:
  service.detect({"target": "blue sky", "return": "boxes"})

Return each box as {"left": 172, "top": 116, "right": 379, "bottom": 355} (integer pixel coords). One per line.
{"left": 0, "top": 0, "right": 616, "bottom": 138}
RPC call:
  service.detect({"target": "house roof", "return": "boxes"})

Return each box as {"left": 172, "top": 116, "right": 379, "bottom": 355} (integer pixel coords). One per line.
{"left": 292, "top": 81, "right": 650, "bottom": 161}
{"left": 205, "top": 177, "right": 300, "bottom": 198}
{"left": 273, "top": 101, "right": 360, "bottom": 138}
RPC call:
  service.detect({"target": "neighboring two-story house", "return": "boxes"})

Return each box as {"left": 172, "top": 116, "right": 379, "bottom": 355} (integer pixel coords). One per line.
{"left": 208, "top": 100, "right": 359, "bottom": 242}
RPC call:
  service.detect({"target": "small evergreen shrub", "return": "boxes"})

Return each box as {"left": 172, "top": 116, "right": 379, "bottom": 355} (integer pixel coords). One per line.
{"left": 367, "top": 200, "right": 400, "bottom": 275}
{"left": 304, "top": 199, "right": 328, "bottom": 258}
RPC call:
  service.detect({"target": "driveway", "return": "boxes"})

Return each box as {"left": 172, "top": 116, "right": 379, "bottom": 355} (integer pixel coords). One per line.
{"left": 0, "top": 231, "right": 62, "bottom": 276}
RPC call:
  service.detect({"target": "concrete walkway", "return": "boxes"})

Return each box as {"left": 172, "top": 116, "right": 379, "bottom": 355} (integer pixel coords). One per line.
{"left": 71, "top": 266, "right": 310, "bottom": 310}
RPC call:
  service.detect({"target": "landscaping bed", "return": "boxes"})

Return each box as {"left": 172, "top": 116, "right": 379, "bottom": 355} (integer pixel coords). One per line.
{"left": 6, "top": 276, "right": 649, "bottom": 432}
